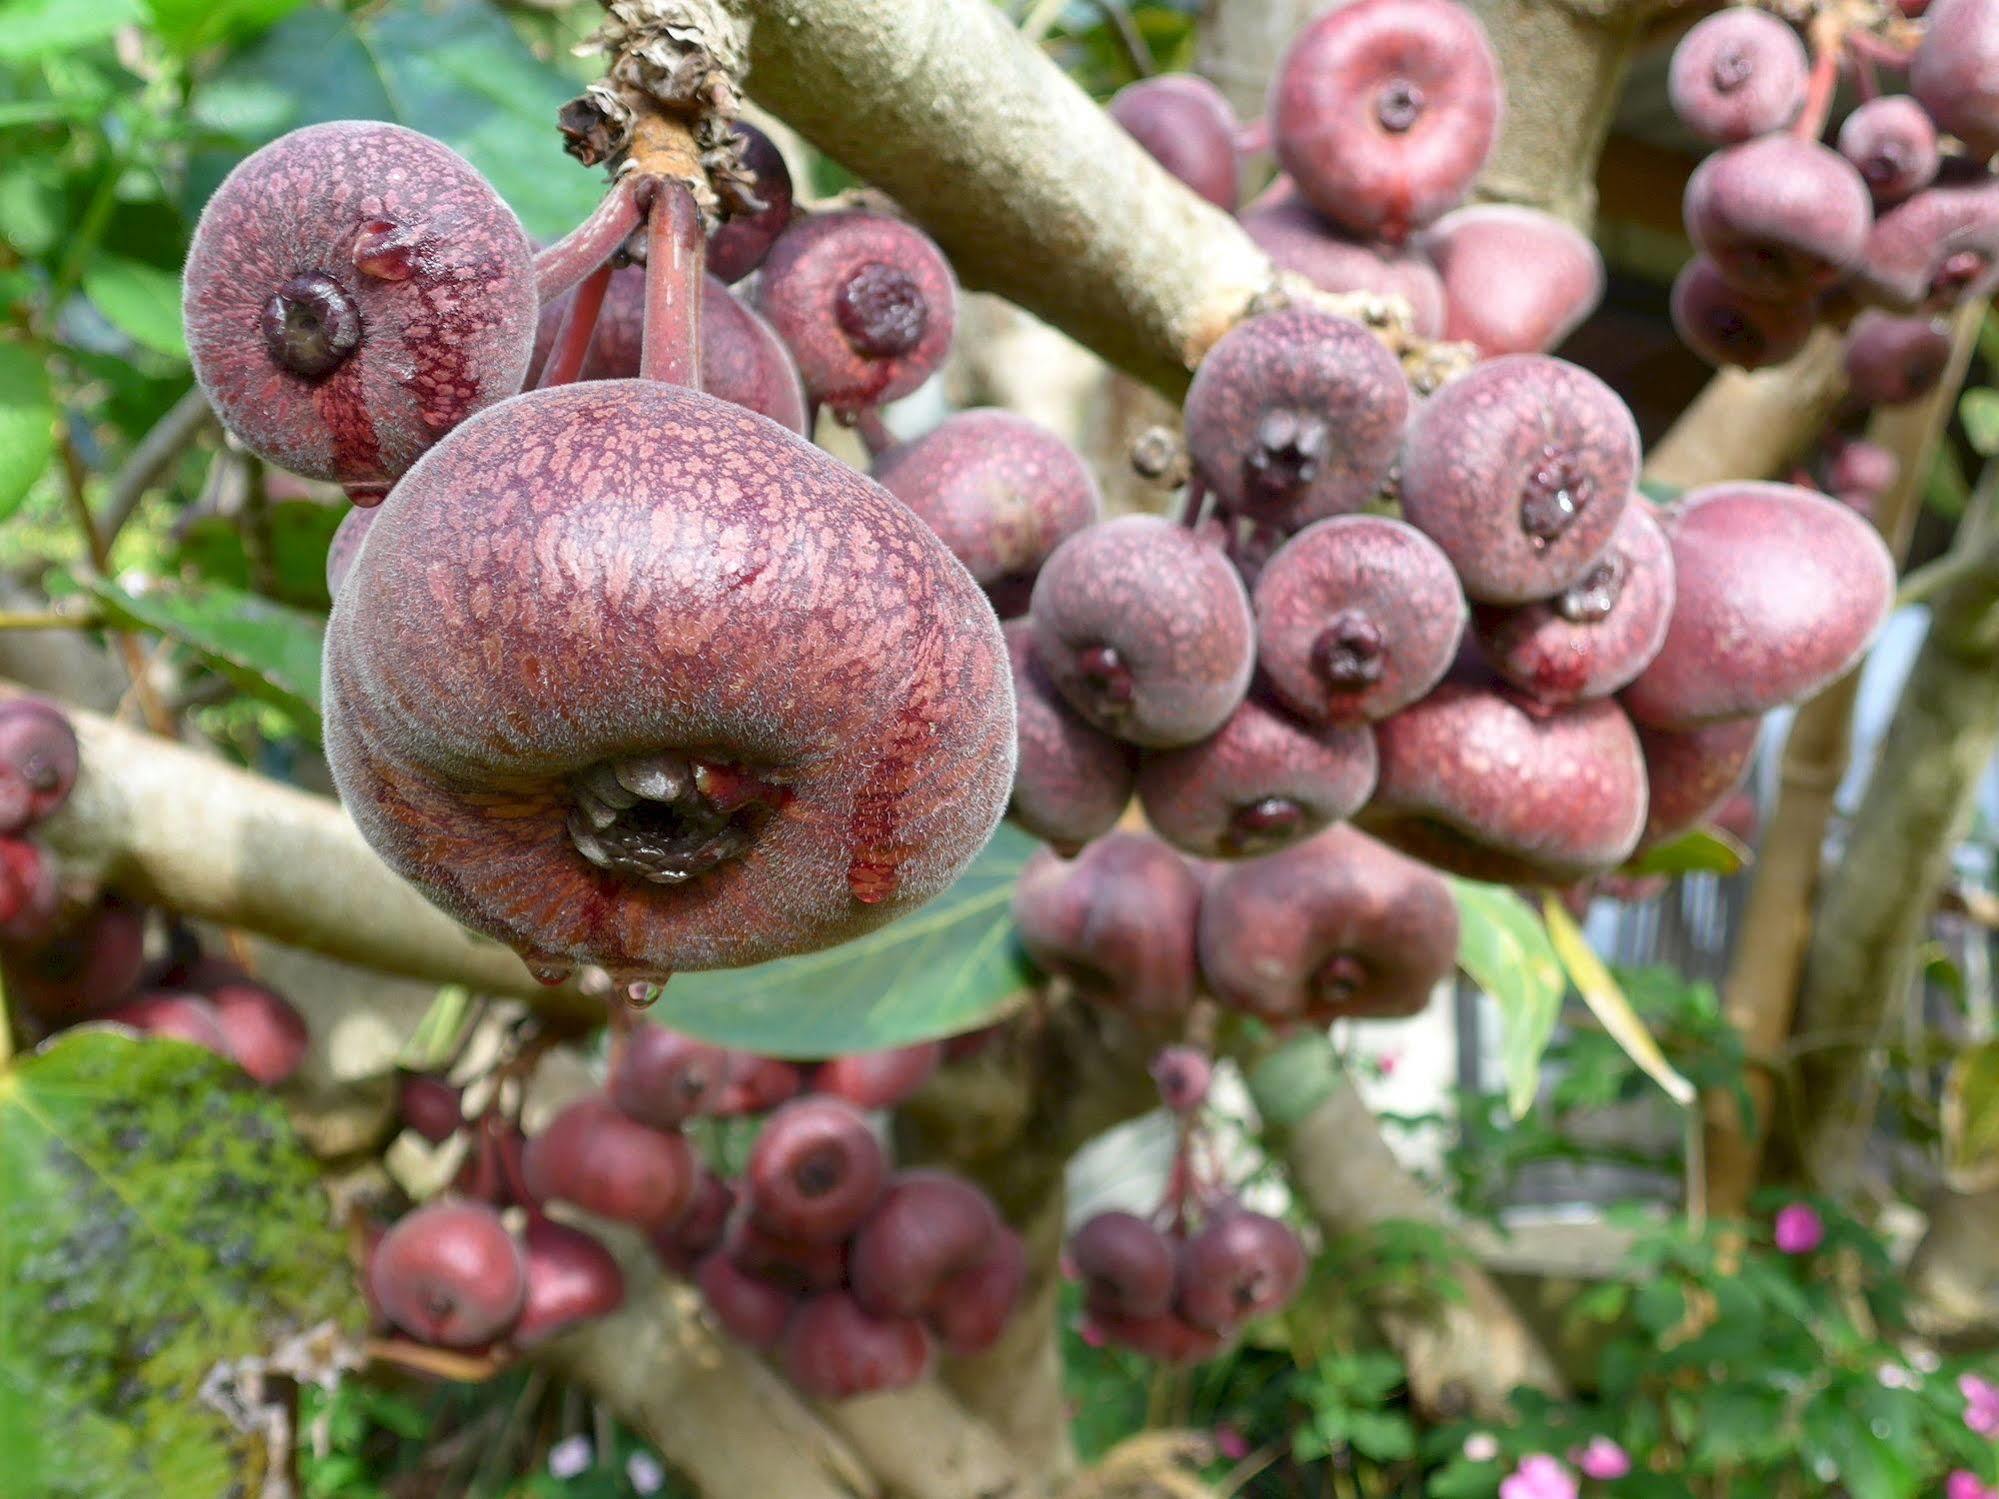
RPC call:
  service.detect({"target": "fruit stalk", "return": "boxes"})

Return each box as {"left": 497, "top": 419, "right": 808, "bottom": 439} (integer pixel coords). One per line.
{"left": 1791, "top": 10, "right": 1849, "bottom": 141}
{"left": 535, "top": 178, "right": 642, "bottom": 304}
{"left": 536, "top": 262, "right": 614, "bottom": 389}
{"left": 640, "top": 178, "right": 707, "bottom": 388}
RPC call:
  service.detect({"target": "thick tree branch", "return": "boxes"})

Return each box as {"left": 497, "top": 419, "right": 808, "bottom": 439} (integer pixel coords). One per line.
{"left": 1644, "top": 330, "right": 1848, "bottom": 490}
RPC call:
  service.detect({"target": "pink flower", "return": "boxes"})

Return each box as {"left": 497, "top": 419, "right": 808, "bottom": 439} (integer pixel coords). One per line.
{"left": 1212, "top": 1423, "right": 1250, "bottom": 1462}
{"left": 1377, "top": 1051, "right": 1400, "bottom": 1077}
{"left": 1947, "top": 1471, "right": 1997, "bottom": 1499}
{"left": 1774, "top": 1202, "right": 1825, "bottom": 1254}
{"left": 1571, "top": 1437, "right": 1630, "bottom": 1480}
{"left": 1499, "top": 1454, "right": 1578, "bottom": 1499}
{"left": 1961, "top": 1373, "right": 1999, "bottom": 1437}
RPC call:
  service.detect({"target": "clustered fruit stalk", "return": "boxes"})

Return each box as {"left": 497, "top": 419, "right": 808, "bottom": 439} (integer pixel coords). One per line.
{"left": 641, "top": 178, "right": 708, "bottom": 388}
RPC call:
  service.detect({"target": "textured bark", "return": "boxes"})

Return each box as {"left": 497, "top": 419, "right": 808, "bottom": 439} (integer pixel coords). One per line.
{"left": 1644, "top": 329, "right": 1849, "bottom": 490}
{"left": 815, "top": 1386, "right": 1033, "bottom": 1499}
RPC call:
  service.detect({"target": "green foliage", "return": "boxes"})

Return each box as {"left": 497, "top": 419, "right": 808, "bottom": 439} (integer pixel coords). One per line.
{"left": 1448, "top": 878, "right": 1567, "bottom": 1117}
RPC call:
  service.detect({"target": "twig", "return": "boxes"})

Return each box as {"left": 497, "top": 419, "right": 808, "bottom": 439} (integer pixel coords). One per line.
{"left": 535, "top": 178, "right": 643, "bottom": 305}
{"left": 0, "top": 608, "right": 104, "bottom": 632}
{"left": 1091, "top": 0, "right": 1157, "bottom": 77}
{"left": 100, "top": 386, "right": 215, "bottom": 545}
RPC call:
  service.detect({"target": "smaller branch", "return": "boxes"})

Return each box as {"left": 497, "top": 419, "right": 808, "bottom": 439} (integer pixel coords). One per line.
{"left": 534, "top": 178, "right": 642, "bottom": 305}
{"left": 1091, "top": 0, "right": 1157, "bottom": 78}
{"left": 537, "top": 262, "right": 615, "bottom": 389}
{"left": 101, "top": 386, "right": 215, "bottom": 544}
{"left": 1791, "top": 12, "right": 1846, "bottom": 141}
{"left": 639, "top": 178, "right": 707, "bottom": 388}
{"left": 56, "top": 429, "right": 175, "bottom": 737}
{"left": 1645, "top": 329, "right": 1848, "bottom": 489}
{"left": 0, "top": 608, "right": 103, "bottom": 632}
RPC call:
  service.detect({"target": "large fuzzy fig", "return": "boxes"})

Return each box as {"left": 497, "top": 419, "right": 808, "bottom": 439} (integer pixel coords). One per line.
{"left": 324, "top": 380, "right": 1014, "bottom": 979}
{"left": 183, "top": 122, "right": 535, "bottom": 493}
{"left": 1620, "top": 483, "right": 1895, "bottom": 730}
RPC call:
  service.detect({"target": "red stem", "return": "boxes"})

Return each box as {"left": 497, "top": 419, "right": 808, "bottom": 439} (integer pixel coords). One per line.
{"left": 1793, "top": 20, "right": 1845, "bottom": 140}
{"left": 535, "top": 262, "right": 613, "bottom": 389}
{"left": 639, "top": 178, "right": 707, "bottom": 389}
{"left": 1845, "top": 29, "right": 1915, "bottom": 70}
{"left": 852, "top": 407, "right": 896, "bottom": 460}
{"left": 534, "top": 178, "right": 642, "bottom": 305}
{"left": 1176, "top": 476, "right": 1209, "bottom": 529}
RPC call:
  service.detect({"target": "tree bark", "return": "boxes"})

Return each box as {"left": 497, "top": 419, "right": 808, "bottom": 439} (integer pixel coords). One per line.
{"left": 1643, "top": 329, "right": 1849, "bottom": 490}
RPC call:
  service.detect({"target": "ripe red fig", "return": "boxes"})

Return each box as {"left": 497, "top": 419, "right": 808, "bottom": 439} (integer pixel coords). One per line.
{"left": 204, "top": 976, "right": 310, "bottom": 1086}
{"left": 1421, "top": 205, "right": 1605, "bottom": 356}
{"left": 1912, "top": 0, "right": 1999, "bottom": 156}
{"left": 726, "top": 1216, "right": 850, "bottom": 1294}
{"left": 1241, "top": 187, "right": 1446, "bottom": 336}
{"left": 1634, "top": 717, "right": 1762, "bottom": 849}
{"left": 1839, "top": 96, "right": 1940, "bottom": 206}
{"left": 781, "top": 1291, "right": 935, "bottom": 1400}
{"left": 651, "top": 1170, "right": 736, "bottom": 1274}
{"left": 1683, "top": 137, "right": 1872, "bottom": 300}
{"left": 513, "top": 1217, "right": 625, "bottom": 1345}
{"left": 0, "top": 838, "right": 59, "bottom": 945}
{"left": 0, "top": 697, "right": 79, "bottom": 833}
{"left": 928, "top": 1228, "right": 1027, "bottom": 1357}
{"left": 747, "top": 1097, "right": 888, "bottom": 1243}
{"left": 397, "top": 1073, "right": 465, "bottom": 1144}
{"left": 697, "top": 1249, "right": 797, "bottom": 1349}
{"left": 1108, "top": 74, "right": 1242, "bottom": 211}
{"left": 1151, "top": 1046, "right": 1213, "bottom": 1114}
{"left": 1068, "top": 1210, "right": 1176, "bottom": 1320}
{"left": 712, "top": 1052, "right": 808, "bottom": 1116}
{"left": 4, "top": 897, "right": 147, "bottom": 1024}
{"left": 1086, "top": 1308, "right": 1225, "bottom": 1365}
{"left": 849, "top": 1170, "right": 1002, "bottom": 1319}
{"left": 369, "top": 1199, "right": 527, "bottom": 1348}
{"left": 1670, "top": 256, "right": 1815, "bottom": 371}
{"left": 610, "top": 1026, "right": 731, "bottom": 1129}
{"left": 709, "top": 123, "right": 795, "bottom": 284}
{"left": 1005, "top": 619, "right": 1137, "bottom": 851}
{"left": 811, "top": 1042, "right": 943, "bottom": 1110}
{"left": 105, "top": 991, "right": 232, "bottom": 1056}
{"left": 1844, "top": 310, "right": 1953, "bottom": 405}
{"left": 1012, "top": 833, "right": 1202, "bottom": 1018}
{"left": 1667, "top": 8, "right": 1809, "bottom": 143}
{"left": 1174, "top": 1211, "right": 1308, "bottom": 1333}
{"left": 1851, "top": 173, "right": 1999, "bottom": 312}
{"left": 522, "top": 1094, "right": 696, "bottom": 1229}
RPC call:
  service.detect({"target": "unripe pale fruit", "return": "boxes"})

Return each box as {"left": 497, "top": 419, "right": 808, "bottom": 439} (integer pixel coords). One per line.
{"left": 522, "top": 1094, "right": 696, "bottom": 1229}
{"left": 323, "top": 381, "right": 1014, "bottom": 979}
{"left": 1472, "top": 502, "right": 1675, "bottom": 706}
{"left": 1183, "top": 307, "right": 1408, "bottom": 531}
{"left": 1667, "top": 8, "right": 1809, "bottom": 144}
{"left": 1012, "top": 833, "right": 1202, "bottom": 1018}
{"left": 1253, "top": 514, "right": 1466, "bottom": 725}
{"left": 709, "top": 123, "right": 795, "bottom": 285}
{"left": 1670, "top": 256, "right": 1815, "bottom": 371}
{"left": 105, "top": 992, "right": 231, "bottom": 1056}
{"left": 513, "top": 1217, "right": 625, "bottom": 1345}
{"left": 183, "top": 122, "right": 535, "bottom": 492}
{"left": 1240, "top": 189, "right": 1447, "bottom": 336}
{"left": 1004, "top": 619, "right": 1138, "bottom": 852}
{"left": 747, "top": 1097, "right": 888, "bottom": 1243}
{"left": 206, "top": 976, "right": 310, "bottom": 1086}
{"left": 928, "top": 1227, "right": 1026, "bottom": 1356}
{"left": 1272, "top": 0, "right": 1502, "bottom": 243}
{"left": 1839, "top": 96, "right": 1941, "bottom": 206}
{"left": 1196, "top": 825, "right": 1459, "bottom": 1024}
{"left": 782, "top": 1291, "right": 935, "bottom": 1400}
{"left": 369, "top": 1199, "right": 527, "bottom": 1348}
{"left": 651, "top": 1170, "right": 736, "bottom": 1273}
{"left": 1399, "top": 356, "right": 1637, "bottom": 605}
{"left": 696, "top": 1250, "right": 796, "bottom": 1349}
{"left": 1844, "top": 310, "right": 1954, "bottom": 405}
{"left": 0, "top": 697, "right": 79, "bottom": 833}
{"left": 1912, "top": 0, "right": 1999, "bottom": 156}
{"left": 1420, "top": 205, "right": 1606, "bottom": 356}
{"left": 1621, "top": 483, "right": 1895, "bottom": 729}
{"left": 1174, "top": 1211, "right": 1307, "bottom": 1333}
{"left": 610, "top": 1026, "right": 731, "bottom": 1129}
{"left": 1068, "top": 1210, "right": 1176, "bottom": 1320}
{"left": 1028, "top": 516, "right": 1254, "bottom": 749}
{"left": 1108, "top": 74, "right": 1242, "bottom": 211}
{"left": 1851, "top": 173, "right": 1999, "bottom": 312}
{"left": 812, "top": 1042, "right": 943, "bottom": 1110}
{"left": 1683, "top": 137, "right": 1872, "bottom": 300}
{"left": 1364, "top": 682, "right": 1649, "bottom": 883}
{"left": 1634, "top": 717, "right": 1762, "bottom": 849}
{"left": 848, "top": 1170, "right": 1001, "bottom": 1318}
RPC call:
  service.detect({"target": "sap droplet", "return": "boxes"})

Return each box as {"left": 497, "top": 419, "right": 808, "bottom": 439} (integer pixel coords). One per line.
{"left": 847, "top": 857, "right": 899, "bottom": 905}
{"left": 528, "top": 960, "right": 572, "bottom": 987}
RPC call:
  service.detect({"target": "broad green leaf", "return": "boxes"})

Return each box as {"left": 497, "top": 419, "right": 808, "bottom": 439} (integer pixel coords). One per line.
{"left": 0, "top": 0, "right": 142, "bottom": 61}
{"left": 1624, "top": 825, "right": 1750, "bottom": 878}
{"left": 85, "top": 575, "right": 324, "bottom": 731}
{"left": 81, "top": 256, "right": 188, "bottom": 360}
{"left": 1964, "top": 388, "right": 1999, "bottom": 458}
{"left": 0, "top": 1030, "right": 362, "bottom": 1498}
{"left": 1943, "top": 1037, "right": 1999, "bottom": 1191}
{"left": 648, "top": 823, "right": 1039, "bottom": 1056}
{"left": 142, "top": 0, "right": 304, "bottom": 55}
{"left": 0, "top": 342, "right": 55, "bottom": 523}
{"left": 174, "top": 497, "right": 345, "bottom": 611}
{"left": 1542, "top": 895, "right": 1695, "bottom": 1107}
{"left": 1448, "top": 878, "right": 1565, "bottom": 1118}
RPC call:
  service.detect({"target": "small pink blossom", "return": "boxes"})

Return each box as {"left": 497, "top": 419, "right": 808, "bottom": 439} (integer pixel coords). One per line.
{"left": 1961, "top": 1373, "right": 1999, "bottom": 1437}
{"left": 1947, "top": 1470, "right": 1997, "bottom": 1499}
{"left": 1463, "top": 1432, "right": 1500, "bottom": 1463}
{"left": 1571, "top": 1437, "right": 1630, "bottom": 1480}
{"left": 1377, "top": 1051, "right": 1400, "bottom": 1077}
{"left": 1499, "top": 1454, "right": 1578, "bottom": 1499}
{"left": 1212, "top": 1423, "right": 1250, "bottom": 1461}
{"left": 1774, "top": 1202, "right": 1825, "bottom": 1254}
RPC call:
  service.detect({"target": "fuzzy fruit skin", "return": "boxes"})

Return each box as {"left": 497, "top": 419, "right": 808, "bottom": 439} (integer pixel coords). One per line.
{"left": 928, "top": 1227, "right": 1026, "bottom": 1356}
{"left": 1667, "top": 7, "right": 1809, "bottom": 144}
{"left": 782, "top": 1291, "right": 935, "bottom": 1400}
{"left": 183, "top": 122, "right": 535, "bottom": 491}
{"left": 651, "top": 1171, "right": 736, "bottom": 1273}
{"left": 1069, "top": 1210, "right": 1178, "bottom": 1320}
{"left": 848, "top": 1170, "right": 1001, "bottom": 1319}
{"left": 1174, "top": 1211, "right": 1307, "bottom": 1333}
{"left": 1012, "top": 834, "right": 1203, "bottom": 1017}
{"left": 0, "top": 698, "right": 79, "bottom": 832}
{"left": 1196, "top": 824, "right": 1459, "bottom": 1023}
{"left": 1850, "top": 174, "right": 1999, "bottom": 312}
{"left": 811, "top": 1042, "right": 943, "bottom": 1110}
{"left": 1183, "top": 307, "right": 1409, "bottom": 531}
{"left": 1671, "top": 256, "right": 1815, "bottom": 371}
{"left": 1029, "top": 515, "right": 1254, "bottom": 748}
{"left": 205, "top": 976, "right": 310, "bottom": 1085}
{"left": 1913, "top": 0, "right": 1999, "bottom": 157}
{"left": 1634, "top": 717, "right": 1762, "bottom": 849}
{"left": 1253, "top": 514, "right": 1466, "bottom": 726}
{"left": 610, "top": 1026, "right": 731, "bottom": 1129}
{"left": 513, "top": 1217, "right": 625, "bottom": 1345}
{"left": 1621, "top": 483, "right": 1895, "bottom": 730}
{"left": 1399, "top": 355, "right": 1637, "bottom": 606}
{"left": 105, "top": 992, "right": 232, "bottom": 1056}
{"left": 1108, "top": 74, "right": 1242, "bottom": 211}
{"left": 1684, "top": 138, "right": 1872, "bottom": 300}
{"left": 873, "top": 410, "right": 1102, "bottom": 587}
{"left": 1420, "top": 204, "right": 1605, "bottom": 357}
{"left": 1844, "top": 311, "right": 1954, "bottom": 405}
{"left": 1838, "top": 96, "right": 1941, "bottom": 206}
{"left": 323, "top": 380, "right": 1014, "bottom": 977}
{"left": 3, "top": 897, "right": 147, "bottom": 1024}
{"left": 710, "top": 123, "right": 795, "bottom": 285}
{"left": 754, "top": 211, "right": 958, "bottom": 413}
{"left": 1472, "top": 502, "right": 1676, "bottom": 706}
{"left": 1271, "top": 0, "right": 1502, "bottom": 243}
{"left": 1364, "top": 682, "right": 1649, "bottom": 884}
{"left": 747, "top": 1097, "right": 888, "bottom": 1243}
{"left": 325, "top": 503, "right": 377, "bottom": 598}
{"left": 523, "top": 1095, "right": 696, "bottom": 1230}
{"left": 1136, "top": 694, "right": 1377, "bottom": 860}
{"left": 1241, "top": 187, "right": 1446, "bottom": 336}
{"left": 696, "top": 1249, "right": 796, "bottom": 1348}
{"left": 369, "top": 1199, "right": 527, "bottom": 1349}
{"left": 1004, "top": 620, "right": 1136, "bottom": 851}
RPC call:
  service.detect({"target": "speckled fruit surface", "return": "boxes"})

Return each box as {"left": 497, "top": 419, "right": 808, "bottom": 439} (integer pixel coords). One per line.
{"left": 1420, "top": 204, "right": 1605, "bottom": 356}
{"left": 1634, "top": 716, "right": 1761, "bottom": 848}
{"left": 1241, "top": 188, "right": 1446, "bottom": 335}
{"left": 1005, "top": 619, "right": 1136, "bottom": 850}
{"left": 1667, "top": 7, "right": 1809, "bottom": 144}
{"left": 1012, "top": 833, "right": 1201, "bottom": 1017}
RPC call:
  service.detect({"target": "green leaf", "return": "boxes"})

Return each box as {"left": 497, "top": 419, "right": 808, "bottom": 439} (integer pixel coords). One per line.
{"left": 1633, "top": 1278, "right": 1685, "bottom": 1336}
{"left": 1623, "top": 825, "right": 1750, "bottom": 878}
{"left": 1346, "top": 1409, "right": 1415, "bottom": 1462}
{"left": 143, "top": 0, "right": 304, "bottom": 54}
{"left": 646, "top": 823, "right": 1039, "bottom": 1057}
{"left": 84, "top": 574, "right": 324, "bottom": 732}
{"left": 0, "top": 342, "right": 55, "bottom": 523}
{"left": 1449, "top": 878, "right": 1565, "bottom": 1117}
{"left": 173, "top": 497, "right": 345, "bottom": 611}
{"left": 0, "top": 0, "right": 142, "bottom": 60}
{"left": 81, "top": 256, "right": 188, "bottom": 360}
{"left": 1943, "top": 1038, "right": 1999, "bottom": 1191}
{"left": 0, "top": 1030, "right": 363, "bottom": 1498}
{"left": 1542, "top": 895, "right": 1695, "bottom": 1107}
{"left": 1965, "top": 388, "right": 1999, "bottom": 457}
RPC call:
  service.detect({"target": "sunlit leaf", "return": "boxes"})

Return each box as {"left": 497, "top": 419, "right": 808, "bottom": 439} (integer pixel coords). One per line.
{"left": 1624, "top": 826, "right": 1750, "bottom": 879}
{"left": 0, "top": 0, "right": 143, "bottom": 61}
{"left": 1448, "top": 878, "right": 1565, "bottom": 1118}
{"left": 81, "top": 256, "right": 188, "bottom": 360}
{"left": 0, "top": 342, "right": 55, "bottom": 523}
{"left": 1542, "top": 895, "right": 1695, "bottom": 1107}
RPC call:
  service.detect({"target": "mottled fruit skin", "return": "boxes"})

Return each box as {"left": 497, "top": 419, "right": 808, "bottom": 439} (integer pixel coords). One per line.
{"left": 1253, "top": 515, "right": 1466, "bottom": 725}
{"left": 1003, "top": 620, "right": 1136, "bottom": 850}
{"left": 1271, "top": 0, "right": 1502, "bottom": 243}
{"left": 1108, "top": 74, "right": 1242, "bottom": 211}
{"left": 1684, "top": 137, "right": 1872, "bottom": 299}
{"left": 782, "top": 1291, "right": 934, "bottom": 1400}
{"left": 651, "top": 1170, "right": 735, "bottom": 1273}
{"left": 1913, "top": 0, "right": 1999, "bottom": 156}
{"left": 0, "top": 697, "right": 79, "bottom": 833}
{"left": 1472, "top": 502, "right": 1675, "bottom": 705}
{"left": 755, "top": 211, "right": 958, "bottom": 413}
{"left": 522, "top": 1094, "right": 695, "bottom": 1229}
{"left": 1839, "top": 96, "right": 1941, "bottom": 206}
{"left": 1136, "top": 694, "right": 1377, "bottom": 859}
{"left": 183, "top": 122, "right": 536, "bottom": 491}
{"left": 709, "top": 123, "right": 795, "bottom": 285}
{"left": 1399, "top": 356, "right": 1637, "bottom": 605}
{"left": 3, "top": 897, "right": 146, "bottom": 1024}
{"left": 1851, "top": 174, "right": 1999, "bottom": 312}
{"left": 873, "top": 410, "right": 1101, "bottom": 587}
{"left": 1196, "top": 824, "right": 1459, "bottom": 1023}
{"left": 1174, "top": 1212, "right": 1307, "bottom": 1333}
{"left": 324, "top": 381, "right": 1014, "bottom": 977}
{"left": 398, "top": 1073, "right": 464, "bottom": 1144}
{"left": 928, "top": 1228, "right": 1026, "bottom": 1356}
{"left": 1183, "top": 307, "right": 1408, "bottom": 530}
{"left": 747, "top": 1097, "right": 887, "bottom": 1243}
{"left": 1240, "top": 190, "right": 1446, "bottom": 336}
{"left": 1012, "top": 834, "right": 1202, "bottom": 1017}
{"left": 1421, "top": 205, "right": 1605, "bottom": 356}
{"left": 325, "top": 502, "right": 377, "bottom": 599}
{"left": 1622, "top": 483, "right": 1895, "bottom": 729}
{"left": 513, "top": 1217, "right": 625, "bottom": 1345}
{"left": 105, "top": 992, "right": 231, "bottom": 1056}
{"left": 206, "top": 976, "right": 310, "bottom": 1085}
{"left": 1634, "top": 717, "right": 1761, "bottom": 849}
{"left": 1844, "top": 310, "right": 1954, "bottom": 405}
{"left": 1667, "top": 8, "right": 1809, "bottom": 144}
{"left": 697, "top": 1250, "right": 796, "bottom": 1348}
{"left": 1029, "top": 515, "right": 1254, "bottom": 748}
{"left": 1069, "top": 1210, "right": 1176, "bottom": 1319}
{"left": 368, "top": 1199, "right": 527, "bottom": 1348}
{"left": 610, "top": 1026, "right": 730, "bottom": 1128}
{"left": 1671, "top": 256, "right": 1815, "bottom": 371}
{"left": 812, "top": 1042, "right": 943, "bottom": 1110}
{"left": 1364, "top": 682, "right": 1649, "bottom": 883}
{"left": 849, "top": 1171, "right": 1001, "bottom": 1318}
